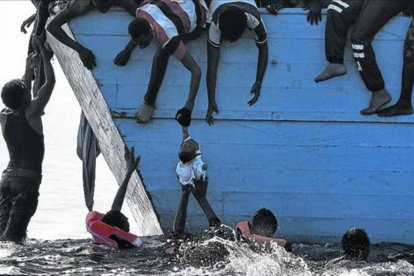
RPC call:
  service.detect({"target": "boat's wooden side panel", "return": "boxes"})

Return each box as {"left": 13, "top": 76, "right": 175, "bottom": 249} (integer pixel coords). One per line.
{"left": 64, "top": 8, "right": 413, "bottom": 242}
{"left": 47, "top": 24, "right": 163, "bottom": 236}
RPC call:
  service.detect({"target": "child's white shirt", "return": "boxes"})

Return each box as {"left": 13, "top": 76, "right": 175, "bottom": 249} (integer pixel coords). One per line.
{"left": 176, "top": 155, "right": 207, "bottom": 186}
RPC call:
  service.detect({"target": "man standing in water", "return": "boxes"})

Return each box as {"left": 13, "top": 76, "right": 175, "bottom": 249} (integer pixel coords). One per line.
{"left": 0, "top": 36, "right": 55, "bottom": 242}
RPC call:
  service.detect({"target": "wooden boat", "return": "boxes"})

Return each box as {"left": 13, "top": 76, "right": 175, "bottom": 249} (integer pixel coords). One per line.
{"left": 48, "top": 7, "right": 413, "bottom": 243}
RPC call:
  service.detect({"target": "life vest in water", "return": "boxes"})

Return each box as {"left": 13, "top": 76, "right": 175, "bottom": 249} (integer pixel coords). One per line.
{"left": 86, "top": 211, "right": 143, "bottom": 249}
{"left": 235, "top": 221, "right": 288, "bottom": 247}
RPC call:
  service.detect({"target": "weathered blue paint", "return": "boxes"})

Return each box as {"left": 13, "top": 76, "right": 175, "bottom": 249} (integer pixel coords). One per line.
{"left": 66, "top": 8, "right": 413, "bottom": 243}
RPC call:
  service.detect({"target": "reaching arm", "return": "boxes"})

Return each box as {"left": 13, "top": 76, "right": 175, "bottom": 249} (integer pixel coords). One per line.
{"left": 182, "top": 126, "right": 189, "bottom": 140}
{"left": 27, "top": 36, "right": 56, "bottom": 116}
{"left": 180, "top": 52, "right": 201, "bottom": 112}
{"left": 23, "top": 52, "right": 38, "bottom": 95}
{"left": 21, "top": 13, "right": 36, "bottom": 34}
{"left": 114, "top": 40, "right": 138, "bottom": 66}
{"left": 248, "top": 40, "right": 268, "bottom": 106}
{"left": 34, "top": 0, "right": 51, "bottom": 36}
{"left": 206, "top": 43, "right": 220, "bottom": 125}
{"left": 47, "top": 1, "right": 97, "bottom": 69}
{"left": 174, "top": 52, "right": 201, "bottom": 127}
{"left": 111, "top": 147, "right": 140, "bottom": 211}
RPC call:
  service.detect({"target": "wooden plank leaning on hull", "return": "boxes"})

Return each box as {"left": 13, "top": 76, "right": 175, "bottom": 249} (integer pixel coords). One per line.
{"left": 46, "top": 24, "right": 163, "bottom": 236}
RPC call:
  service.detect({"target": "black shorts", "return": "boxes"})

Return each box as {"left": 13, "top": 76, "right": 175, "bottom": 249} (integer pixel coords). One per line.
{"left": 0, "top": 174, "right": 40, "bottom": 217}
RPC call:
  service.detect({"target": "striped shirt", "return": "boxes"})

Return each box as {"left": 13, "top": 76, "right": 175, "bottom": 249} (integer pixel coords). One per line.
{"left": 207, "top": 0, "right": 267, "bottom": 47}
{"left": 137, "top": 0, "right": 207, "bottom": 60}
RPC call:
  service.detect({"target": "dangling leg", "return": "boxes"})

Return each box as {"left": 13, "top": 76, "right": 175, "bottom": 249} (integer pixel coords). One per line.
{"left": 136, "top": 48, "right": 170, "bottom": 123}
{"left": 172, "top": 185, "right": 191, "bottom": 236}
{"left": 351, "top": 0, "right": 407, "bottom": 114}
{"left": 315, "top": 0, "right": 362, "bottom": 82}
{"left": 192, "top": 179, "right": 221, "bottom": 227}
{"left": 378, "top": 21, "right": 414, "bottom": 116}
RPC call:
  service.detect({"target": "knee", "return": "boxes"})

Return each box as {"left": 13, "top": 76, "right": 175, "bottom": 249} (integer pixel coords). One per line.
{"left": 350, "top": 29, "right": 368, "bottom": 49}
{"left": 193, "top": 65, "right": 202, "bottom": 80}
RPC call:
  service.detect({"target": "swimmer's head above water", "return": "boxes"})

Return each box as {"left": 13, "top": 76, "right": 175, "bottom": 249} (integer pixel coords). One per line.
{"left": 251, "top": 208, "right": 278, "bottom": 238}
{"left": 342, "top": 227, "right": 370, "bottom": 261}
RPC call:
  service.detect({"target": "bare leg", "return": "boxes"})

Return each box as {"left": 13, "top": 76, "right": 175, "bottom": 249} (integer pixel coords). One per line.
{"left": 173, "top": 185, "right": 191, "bottom": 235}
{"left": 378, "top": 22, "right": 414, "bottom": 117}
{"left": 192, "top": 179, "right": 221, "bottom": 227}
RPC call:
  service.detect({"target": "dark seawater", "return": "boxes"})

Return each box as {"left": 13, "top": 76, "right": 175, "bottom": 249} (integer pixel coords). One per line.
{"left": 1, "top": 227, "right": 414, "bottom": 276}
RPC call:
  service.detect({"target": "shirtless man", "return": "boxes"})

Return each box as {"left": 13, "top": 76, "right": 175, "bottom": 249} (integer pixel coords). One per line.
{"left": 47, "top": 0, "right": 140, "bottom": 70}
{"left": 0, "top": 36, "right": 55, "bottom": 242}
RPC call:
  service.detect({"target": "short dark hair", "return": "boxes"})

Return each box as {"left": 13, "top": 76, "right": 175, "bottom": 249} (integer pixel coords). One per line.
{"left": 178, "top": 138, "right": 199, "bottom": 163}
{"left": 251, "top": 208, "right": 278, "bottom": 237}
{"left": 102, "top": 210, "right": 130, "bottom": 232}
{"left": 129, "top": 18, "right": 151, "bottom": 39}
{"left": 342, "top": 227, "right": 370, "bottom": 261}
{"left": 219, "top": 6, "right": 247, "bottom": 42}
{"left": 1, "top": 79, "right": 27, "bottom": 110}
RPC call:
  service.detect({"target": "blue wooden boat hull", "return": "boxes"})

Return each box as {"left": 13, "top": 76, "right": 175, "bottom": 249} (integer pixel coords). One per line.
{"left": 49, "top": 8, "right": 414, "bottom": 243}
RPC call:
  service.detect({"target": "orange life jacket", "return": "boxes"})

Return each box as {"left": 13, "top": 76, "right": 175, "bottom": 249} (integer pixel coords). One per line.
{"left": 86, "top": 211, "right": 143, "bottom": 249}
{"left": 236, "top": 221, "right": 288, "bottom": 247}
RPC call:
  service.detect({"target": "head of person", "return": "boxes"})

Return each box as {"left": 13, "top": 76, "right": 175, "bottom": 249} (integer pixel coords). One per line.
{"left": 219, "top": 6, "right": 247, "bottom": 43}
{"left": 92, "top": 0, "right": 115, "bottom": 13}
{"left": 178, "top": 138, "right": 199, "bottom": 163}
{"left": 101, "top": 210, "right": 130, "bottom": 232}
{"left": 251, "top": 208, "right": 278, "bottom": 237}
{"left": 129, "top": 18, "right": 153, "bottom": 49}
{"left": 341, "top": 227, "right": 370, "bottom": 261}
{"left": 1, "top": 79, "right": 30, "bottom": 111}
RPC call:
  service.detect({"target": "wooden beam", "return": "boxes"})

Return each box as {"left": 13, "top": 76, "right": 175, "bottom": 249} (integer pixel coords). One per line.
{"left": 47, "top": 24, "right": 163, "bottom": 236}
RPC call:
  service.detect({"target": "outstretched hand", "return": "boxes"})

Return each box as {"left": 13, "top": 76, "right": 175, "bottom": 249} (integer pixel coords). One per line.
{"left": 77, "top": 45, "right": 96, "bottom": 70}
{"left": 206, "top": 102, "right": 219, "bottom": 126}
{"left": 21, "top": 16, "right": 35, "bottom": 34}
{"left": 248, "top": 82, "right": 261, "bottom": 106}
{"left": 114, "top": 50, "right": 131, "bottom": 66}
{"left": 305, "top": 1, "right": 322, "bottom": 25}
{"left": 125, "top": 147, "right": 140, "bottom": 174}
{"left": 175, "top": 107, "right": 192, "bottom": 127}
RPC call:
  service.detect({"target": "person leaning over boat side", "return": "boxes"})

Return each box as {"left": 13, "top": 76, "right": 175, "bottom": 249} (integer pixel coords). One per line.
{"left": 47, "top": 0, "right": 140, "bottom": 70}
{"left": 236, "top": 208, "right": 292, "bottom": 251}
{"left": 86, "top": 147, "right": 143, "bottom": 249}
{"left": 378, "top": 16, "right": 414, "bottom": 116}
{"left": 316, "top": 0, "right": 411, "bottom": 115}
{"left": 325, "top": 227, "right": 370, "bottom": 267}
{"left": 0, "top": 36, "right": 55, "bottom": 243}
{"left": 114, "top": 0, "right": 208, "bottom": 126}
{"left": 205, "top": 0, "right": 272, "bottom": 125}
{"left": 172, "top": 126, "right": 221, "bottom": 239}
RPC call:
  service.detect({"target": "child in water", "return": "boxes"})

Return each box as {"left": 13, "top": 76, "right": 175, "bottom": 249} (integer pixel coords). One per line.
{"left": 86, "top": 147, "right": 142, "bottom": 249}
